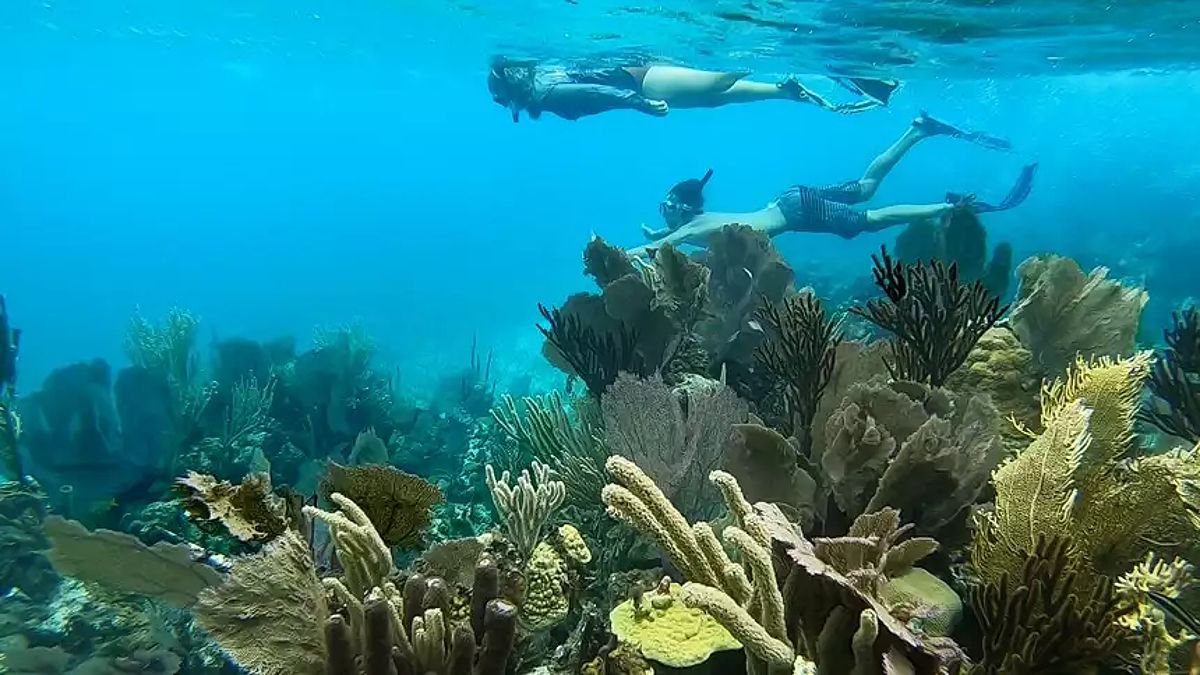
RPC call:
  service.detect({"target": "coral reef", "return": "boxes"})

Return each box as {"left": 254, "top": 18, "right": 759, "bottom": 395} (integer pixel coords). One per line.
{"left": 41, "top": 516, "right": 224, "bottom": 607}
{"left": 1114, "top": 552, "right": 1195, "bottom": 674}
{"left": 1142, "top": 306, "right": 1200, "bottom": 443}
{"left": 485, "top": 460, "right": 565, "bottom": 561}
{"left": 1009, "top": 254, "right": 1149, "bottom": 377}
{"left": 0, "top": 481, "right": 57, "bottom": 601}
{"left": 851, "top": 247, "right": 1006, "bottom": 387}
{"left": 944, "top": 326, "right": 1041, "bottom": 451}
{"left": 968, "top": 535, "right": 1132, "bottom": 674}
{"left": 194, "top": 531, "right": 328, "bottom": 675}
{"left": 719, "top": 422, "right": 819, "bottom": 530}
{"left": 971, "top": 353, "right": 1200, "bottom": 586}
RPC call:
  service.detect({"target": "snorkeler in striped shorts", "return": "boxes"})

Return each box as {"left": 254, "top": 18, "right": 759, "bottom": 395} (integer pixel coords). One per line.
{"left": 631, "top": 112, "right": 1035, "bottom": 257}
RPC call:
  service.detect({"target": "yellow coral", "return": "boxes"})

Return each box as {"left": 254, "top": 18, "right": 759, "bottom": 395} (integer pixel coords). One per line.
{"left": 557, "top": 523, "right": 592, "bottom": 565}
{"left": 945, "top": 326, "right": 1040, "bottom": 449}
{"left": 521, "top": 541, "right": 569, "bottom": 631}
{"left": 972, "top": 353, "right": 1200, "bottom": 587}
{"left": 610, "top": 582, "right": 741, "bottom": 668}
{"left": 1116, "top": 553, "right": 1194, "bottom": 674}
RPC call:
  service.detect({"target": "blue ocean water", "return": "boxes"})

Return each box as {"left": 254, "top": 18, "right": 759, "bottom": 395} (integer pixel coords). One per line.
{"left": 2, "top": 0, "right": 1198, "bottom": 394}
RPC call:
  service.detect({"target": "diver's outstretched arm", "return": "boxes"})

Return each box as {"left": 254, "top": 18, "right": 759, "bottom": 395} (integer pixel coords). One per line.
{"left": 863, "top": 203, "right": 956, "bottom": 230}
{"left": 542, "top": 84, "right": 668, "bottom": 119}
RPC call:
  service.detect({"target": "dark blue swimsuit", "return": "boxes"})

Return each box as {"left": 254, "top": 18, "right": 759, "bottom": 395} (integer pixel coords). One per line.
{"left": 775, "top": 181, "right": 871, "bottom": 238}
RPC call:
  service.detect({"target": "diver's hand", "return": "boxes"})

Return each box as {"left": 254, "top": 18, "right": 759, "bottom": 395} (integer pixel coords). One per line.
{"left": 641, "top": 223, "right": 669, "bottom": 240}
{"left": 646, "top": 99, "right": 669, "bottom": 116}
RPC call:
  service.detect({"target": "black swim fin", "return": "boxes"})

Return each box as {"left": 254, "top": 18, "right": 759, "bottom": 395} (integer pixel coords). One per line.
{"left": 947, "top": 163, "right": 1038, "bottom": 214}
{"left": 833, "top": 76, "right": 902, "bottom": 106}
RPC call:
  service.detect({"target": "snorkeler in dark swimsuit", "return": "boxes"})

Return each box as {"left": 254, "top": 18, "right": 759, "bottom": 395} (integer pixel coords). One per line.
{"left": 631, "top": 112, "right": 1036, "bottom": 257}
{"left": 486, "top": 57, "right": 884, "bottom": 122}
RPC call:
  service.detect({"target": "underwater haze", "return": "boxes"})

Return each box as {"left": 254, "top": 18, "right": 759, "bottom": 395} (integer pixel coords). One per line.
{"left": 4, "top": 2, "right": 1200, "bottom": 675}
{"left": 3, "top": 0, "right": 1199, "bottom": 390}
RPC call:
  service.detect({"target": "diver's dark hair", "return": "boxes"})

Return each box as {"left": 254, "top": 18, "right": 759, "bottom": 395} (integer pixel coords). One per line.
{"left": 666, "top": 168, "right": 714, "bottom": 212}
{"left": 487, "top": 55, "right": 535, "bottom": 105}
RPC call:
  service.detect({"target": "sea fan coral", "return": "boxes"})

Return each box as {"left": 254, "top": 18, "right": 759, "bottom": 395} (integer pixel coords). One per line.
{"left": 320, "top": 462, "right": 443, "bottom": 550}
{"left": 1009, "top": 254, "right": 1148, "bottom": 377}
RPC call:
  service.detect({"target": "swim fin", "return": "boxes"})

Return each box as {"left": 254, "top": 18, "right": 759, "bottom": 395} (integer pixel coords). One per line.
{"left": 947, "top": 163, "right": 1038, "bottom": 213}
{"left": 832, "top": 76, "right": 902, "bottom": 106}
{"left": 916, "top": 110, "right": 1013, "bottom": 151}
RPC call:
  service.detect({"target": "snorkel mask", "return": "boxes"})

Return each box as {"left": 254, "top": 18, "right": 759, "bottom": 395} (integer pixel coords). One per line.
{"left": 659, "top": 168, "right": 713, "bottom": 228}
{"left": 488, "top": 56, "right": 527, "bottom": 122}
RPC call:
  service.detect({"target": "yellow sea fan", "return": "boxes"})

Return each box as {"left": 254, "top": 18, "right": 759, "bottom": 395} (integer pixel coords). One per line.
{"left": 1038, "top": 351, "right": 1151, "bottom": 465}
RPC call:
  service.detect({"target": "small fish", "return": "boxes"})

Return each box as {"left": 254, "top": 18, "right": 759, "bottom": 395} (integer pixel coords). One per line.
{"left": 1148, "top": 590, "right": 1200, "bottom": 638}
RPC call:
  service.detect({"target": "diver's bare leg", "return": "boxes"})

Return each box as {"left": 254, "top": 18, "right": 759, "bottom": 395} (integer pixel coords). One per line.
{"left": 855, "top": 123, "right": 928, "bottom": 200}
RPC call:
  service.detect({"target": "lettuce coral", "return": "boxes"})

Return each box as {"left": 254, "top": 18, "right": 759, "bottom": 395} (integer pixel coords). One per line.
{"left": 819, "top": 379, "right": 1005, "bottom": 534}
{"left": 1009, "top": 254, "right": 1149, "bottom": 377}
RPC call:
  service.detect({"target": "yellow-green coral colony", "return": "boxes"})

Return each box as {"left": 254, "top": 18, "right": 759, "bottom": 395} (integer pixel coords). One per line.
{"left": 609, "top": 581, "right": 741, "bottom": 667}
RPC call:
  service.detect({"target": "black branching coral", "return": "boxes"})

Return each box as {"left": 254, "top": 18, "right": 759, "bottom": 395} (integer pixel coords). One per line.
{"left": 1141, "top": 307, "right": 1200, "bottom": 442}
{"left": 754, "top": 293, "right": 842, "bottom": 452}
{"left": 851, "top": 246, "right": 1007, "bottom": 387}
{"left": 537, "top": 302, "right": 646, "bottom": 398}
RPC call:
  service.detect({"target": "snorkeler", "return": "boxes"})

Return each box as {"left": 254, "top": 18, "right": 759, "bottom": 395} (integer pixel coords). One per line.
{"left": 631, "top": 112, "right": 1036, "bottom": 256}
{"left": 487, "top": 57, "right": 887, "bottom": 122}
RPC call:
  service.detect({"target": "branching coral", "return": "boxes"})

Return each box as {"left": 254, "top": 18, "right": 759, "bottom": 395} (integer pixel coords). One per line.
{"left": 604, "top": 456, "right": 959, "bottom": 673}
{"left": 485, "top": 461, "right": 565, "bottom": 560}
{"left": 850, "top": 247, "right": 1006, "bottom": 387}
{"left": 537, "top": 302, "right": 645, "bottom": 398}
{"left": 201, "top": 489, "right": 516, "bottom": 675}
{"left": 1009, "top": 254, "right": 1148, "bottom": 377}
{"left": 491, "top": 392, "right": 607, "bottom": 510}
{"left": 304, "top": 492, "right": 394, "bottom": 598}
{"left": 1115, "top": 552, "right": 1195, "bottom": 674}
{"left": 175, "top": 471, "right": 286, "bottom": 542}
{"left": 968, "top": 535, "right": 1132, "bottom": 674}
{"left": 754, "top": 292, "right": 843, "bottom": 450}
{"left": 601, "top": 373, "right": 748, "bottom": 520}
{"left": 321, "top": 462, "right": 443, "bottom": 550}
{"left": 601, "top": 456, "right": 789, "bottom": 670}
{"left": 1142, "top": 307, "right": 1200, "bottom": 443}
